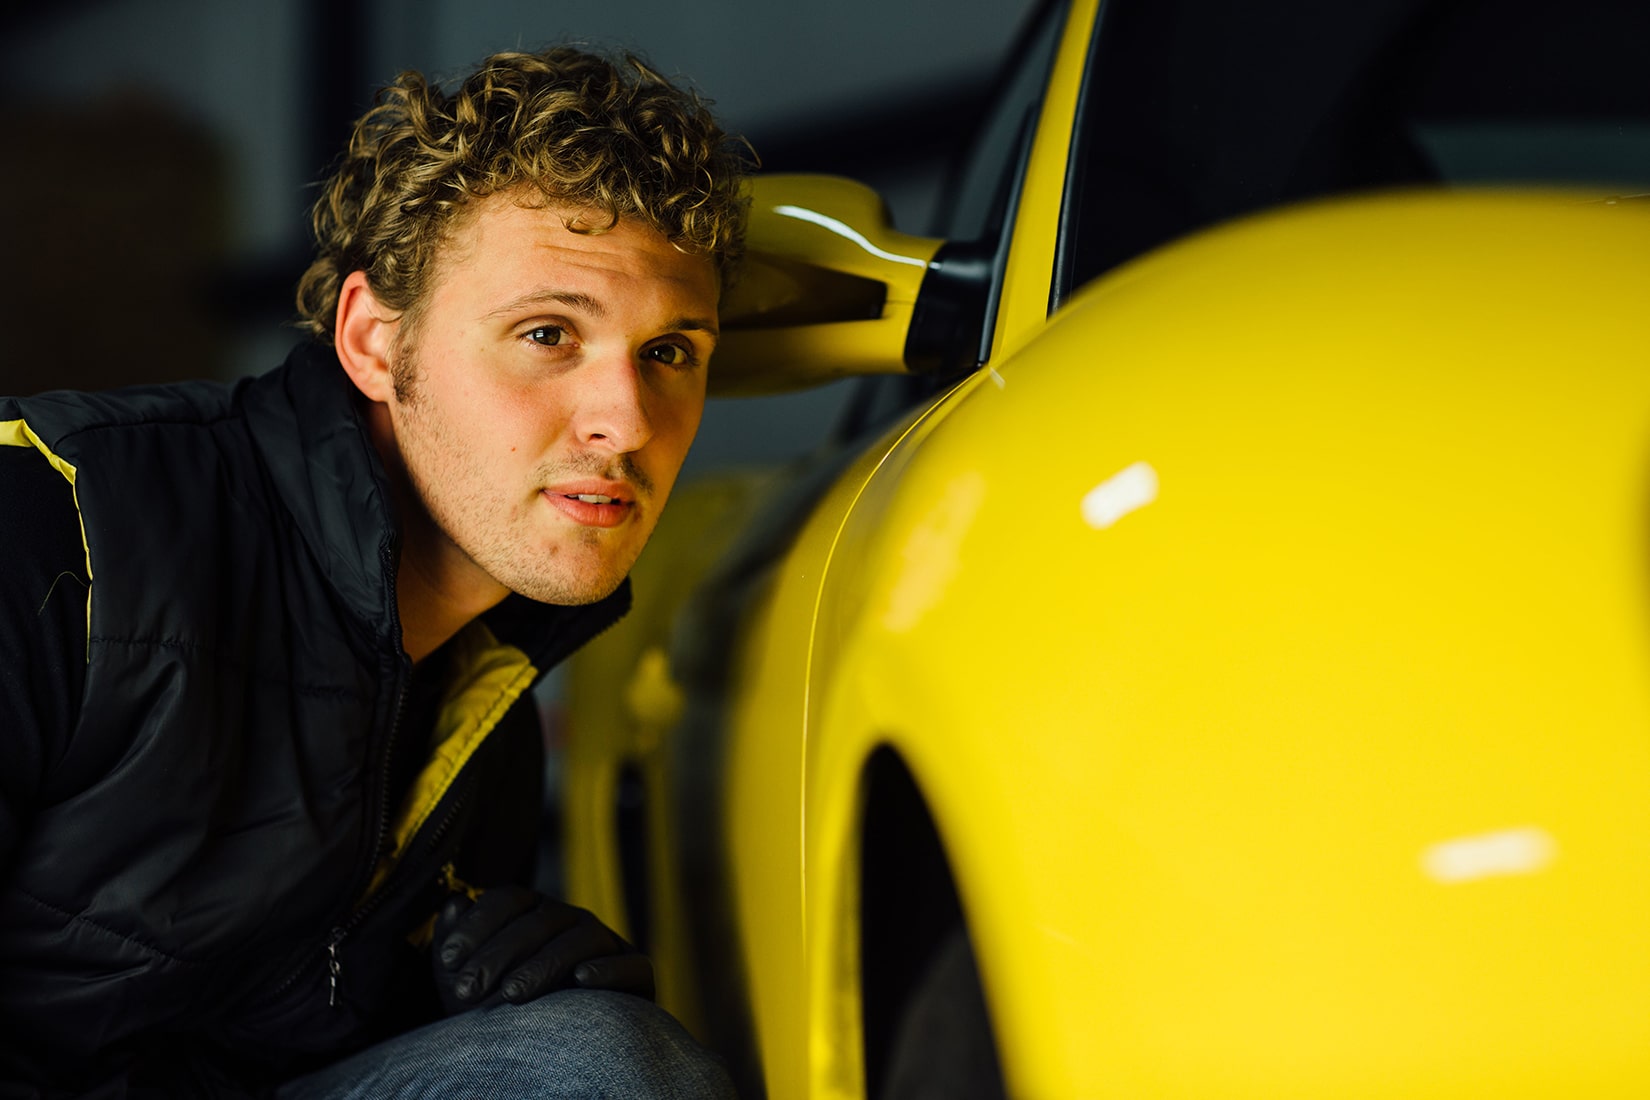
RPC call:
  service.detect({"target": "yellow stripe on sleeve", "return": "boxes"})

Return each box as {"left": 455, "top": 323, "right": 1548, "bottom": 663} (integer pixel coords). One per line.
{"left": 2, "top": 418, "right": 94, "bottom": 653}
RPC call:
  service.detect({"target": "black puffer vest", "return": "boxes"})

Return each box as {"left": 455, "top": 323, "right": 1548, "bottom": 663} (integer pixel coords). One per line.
{"left": 0, "top": 343, "right": 628, "bottom": 1096}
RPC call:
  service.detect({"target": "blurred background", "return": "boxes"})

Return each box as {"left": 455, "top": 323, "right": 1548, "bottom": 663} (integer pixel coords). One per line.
{"left": 0, "top": 0, "right": 1037, "bottom": 473}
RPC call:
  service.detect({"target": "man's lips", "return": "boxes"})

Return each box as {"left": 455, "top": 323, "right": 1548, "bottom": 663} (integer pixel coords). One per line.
{"left": 541, "top": 480, "right": 637, "bottom": 528}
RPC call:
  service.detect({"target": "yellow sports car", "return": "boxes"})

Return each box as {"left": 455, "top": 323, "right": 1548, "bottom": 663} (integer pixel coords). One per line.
{"left": 562, "top": 0, "right": 1650, "bottom": 1096}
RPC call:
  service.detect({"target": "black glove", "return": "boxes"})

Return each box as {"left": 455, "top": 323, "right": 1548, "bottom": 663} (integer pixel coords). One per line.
{"left": 431, "top": 885, "right": 655, "bottom": 1014}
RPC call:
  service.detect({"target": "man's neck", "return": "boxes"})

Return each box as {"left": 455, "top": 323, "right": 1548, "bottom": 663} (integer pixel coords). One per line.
{"left": 361, "top": 400, "right": 507, "bottom": 666}
{"left": 393, "top": 542, "right": 507, "bottom": 665}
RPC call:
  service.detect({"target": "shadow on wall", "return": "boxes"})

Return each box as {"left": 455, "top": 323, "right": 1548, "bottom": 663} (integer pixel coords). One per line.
{"left": 1, "top": 94, "right": 229, "bottom": 396}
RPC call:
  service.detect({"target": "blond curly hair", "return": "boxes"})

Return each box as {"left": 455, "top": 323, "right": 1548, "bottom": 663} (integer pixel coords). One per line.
{"left": 295, "top": 45, "right": 752, "bottom": 339}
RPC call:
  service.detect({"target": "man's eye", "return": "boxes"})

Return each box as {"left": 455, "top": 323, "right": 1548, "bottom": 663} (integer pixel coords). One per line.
{"left": 646, "top": 343, "right": 696, "bottom": 367}
{"left": 526, "top": 325, "right": 566, "bottom": 347}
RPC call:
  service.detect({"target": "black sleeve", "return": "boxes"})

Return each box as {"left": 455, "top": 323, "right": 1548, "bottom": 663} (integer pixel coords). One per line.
{"left": 0, "top": 445, "right": 88, "bottom": 866}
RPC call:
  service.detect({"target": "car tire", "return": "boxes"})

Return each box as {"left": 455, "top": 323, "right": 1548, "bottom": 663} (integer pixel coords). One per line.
{"left": 876, "top": 926, "right": 1007, "bottom": 1100}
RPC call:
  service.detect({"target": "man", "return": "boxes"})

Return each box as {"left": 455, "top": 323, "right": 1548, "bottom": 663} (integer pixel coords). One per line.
{"left": 0, "top": 45, "right": 747, "bottom": 1098}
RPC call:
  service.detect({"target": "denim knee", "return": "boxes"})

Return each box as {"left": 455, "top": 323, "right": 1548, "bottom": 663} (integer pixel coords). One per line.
{"left": 507, "top": 989, "right": 737, "bottom": 1099}
{"left": 275, "top": 989, "right": 737, "bottom": 1100}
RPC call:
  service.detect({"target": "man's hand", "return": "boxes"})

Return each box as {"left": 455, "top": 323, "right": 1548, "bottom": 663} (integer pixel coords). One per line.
{"left": 431, "top": 885, "right": 655, "bottom": 1015}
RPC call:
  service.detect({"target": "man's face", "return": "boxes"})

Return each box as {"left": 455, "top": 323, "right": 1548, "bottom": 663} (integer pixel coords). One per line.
{"left": 383, "top": 190, "right": 717, "bottom": 607}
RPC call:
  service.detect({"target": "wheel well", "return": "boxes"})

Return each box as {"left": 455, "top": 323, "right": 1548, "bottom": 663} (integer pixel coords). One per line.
{"left": 859, "top": 746, "right": 983, "bottom": 1096}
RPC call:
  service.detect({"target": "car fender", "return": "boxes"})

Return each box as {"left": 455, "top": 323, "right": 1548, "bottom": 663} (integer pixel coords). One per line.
{"left": 805, "top": 190, "right": 1650, "bottom": 1096}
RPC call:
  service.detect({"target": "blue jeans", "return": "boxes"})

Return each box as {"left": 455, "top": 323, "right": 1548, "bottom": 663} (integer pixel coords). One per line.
{"left": 273, "top": 991, "right": 738, "bottom": 1099}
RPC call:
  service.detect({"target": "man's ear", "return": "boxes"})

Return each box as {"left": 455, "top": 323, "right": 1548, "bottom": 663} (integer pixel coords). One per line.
{"left": 334, "top": 271, "right": 401, "bottom": 404}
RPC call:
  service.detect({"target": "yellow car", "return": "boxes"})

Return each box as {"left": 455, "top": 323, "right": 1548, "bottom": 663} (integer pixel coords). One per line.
{"left": 563, "top": 0, "right": 1650, "bottom": 1096}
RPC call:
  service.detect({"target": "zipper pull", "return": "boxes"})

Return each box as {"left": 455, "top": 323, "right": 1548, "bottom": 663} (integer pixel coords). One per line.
{"left": 326, "top": 928, "right": 346, "bottom": 1008}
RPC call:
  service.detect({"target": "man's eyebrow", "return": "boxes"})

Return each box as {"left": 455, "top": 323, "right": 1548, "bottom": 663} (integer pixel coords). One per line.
{"left": 669, "top": 316, "right": 721, "bottom": 346}
{"left": 483, "top": 293, "right": 717, "bottom": 344}
{"left": 485, "top": 289, "right": 607, "bottom": 320}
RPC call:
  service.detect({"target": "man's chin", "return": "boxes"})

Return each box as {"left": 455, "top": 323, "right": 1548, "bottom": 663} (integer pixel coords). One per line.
{"left": 506, "top": 565, "right": 629, "bottom": 607}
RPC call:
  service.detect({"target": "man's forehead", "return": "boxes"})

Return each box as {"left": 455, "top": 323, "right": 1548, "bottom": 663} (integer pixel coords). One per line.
{"left": 444, "top": 189, "right": 675, "bottom": 253}
{"left": 427, "top": 191, "right": 718, "bottom": 299}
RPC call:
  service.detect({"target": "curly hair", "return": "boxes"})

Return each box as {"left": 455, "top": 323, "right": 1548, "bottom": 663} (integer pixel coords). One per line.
{"left": 295, "top": 45, "right": 752, "bottom": 339}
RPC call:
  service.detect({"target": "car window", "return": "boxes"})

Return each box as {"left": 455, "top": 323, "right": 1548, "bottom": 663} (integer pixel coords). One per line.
{"left": 931, "top": 0, "right": 1067, "bottom": 243}
{"left": 1056, "top": 0, "right": 1650, "bottom": 302}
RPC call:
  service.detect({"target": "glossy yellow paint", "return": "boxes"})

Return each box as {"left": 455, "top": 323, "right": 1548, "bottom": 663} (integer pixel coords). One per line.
{"left": 713, "top": 174, "right": 943, "bottom": 396}
{"left": 690, "top": 4, "right": 1104, "bottom": 1075}
{"left": 789, "top": 192, "right": 1650, "bottom": 1096}
{"left": 722, "top": 389, "right": 967, "bottom": 1098}
{"left": 562, "top": 6, "right": 1650, "bottom": 1093}
{"left": 571, "top": 186, "right": 1650, "bottom": 1095}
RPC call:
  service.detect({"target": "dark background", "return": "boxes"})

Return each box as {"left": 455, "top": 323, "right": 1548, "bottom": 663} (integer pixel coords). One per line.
{"left": 0, "top": 0, "right": 1037, "bottom": 473}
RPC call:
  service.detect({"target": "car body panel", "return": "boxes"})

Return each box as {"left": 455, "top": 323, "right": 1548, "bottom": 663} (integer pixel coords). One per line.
{"left": 726, "top": 385, "right": 976, "bottom": 1097}
{"left": 562, "top": 0, "right": 1650, "bottom": 1093}
{"left": 801, "top": 192, "right": 1650, "bottom": 1095}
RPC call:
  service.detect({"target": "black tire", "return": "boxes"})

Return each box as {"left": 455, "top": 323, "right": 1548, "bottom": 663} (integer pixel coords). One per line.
{"left": 876, "top": 927, "right": 1008, "bottom": 1100}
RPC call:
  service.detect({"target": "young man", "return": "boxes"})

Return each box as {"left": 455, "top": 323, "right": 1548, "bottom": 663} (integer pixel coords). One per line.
{"left": 0, "top": 46, "right": 747, "bottom": 1098}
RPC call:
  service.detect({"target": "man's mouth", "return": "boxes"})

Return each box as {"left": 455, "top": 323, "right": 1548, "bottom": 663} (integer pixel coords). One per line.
{"left": 543, "top": 485, "right": 636, "bottom": 528}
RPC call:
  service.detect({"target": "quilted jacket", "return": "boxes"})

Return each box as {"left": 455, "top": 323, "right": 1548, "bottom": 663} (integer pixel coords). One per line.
{"left": 0, "top": 343, "right": 628, "bottom": 1097}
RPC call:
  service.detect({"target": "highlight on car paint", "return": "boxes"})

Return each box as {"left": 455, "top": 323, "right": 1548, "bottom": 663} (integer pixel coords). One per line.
{"left": 1421, "top": 826, "right": 1560, "bottom": 884}
{"left": 772, "top": 205, "right": 931, "bottom": 267}
{"left": 1081, "top": 461, "right": 1159, "bottom": 529}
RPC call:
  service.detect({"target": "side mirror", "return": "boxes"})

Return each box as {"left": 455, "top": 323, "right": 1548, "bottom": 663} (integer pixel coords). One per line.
{"left": 712, "top": 174, "right": 945, "bottom": 396}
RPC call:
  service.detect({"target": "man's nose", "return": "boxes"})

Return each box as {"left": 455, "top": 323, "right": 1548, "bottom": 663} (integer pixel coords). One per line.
{"left": 575, "top": 351, "right": 655, "bottom": 454}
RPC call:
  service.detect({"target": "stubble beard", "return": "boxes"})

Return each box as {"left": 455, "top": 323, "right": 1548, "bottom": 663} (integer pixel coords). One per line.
{"left": 388, "top": 340, "right": 656, "bottom": 607}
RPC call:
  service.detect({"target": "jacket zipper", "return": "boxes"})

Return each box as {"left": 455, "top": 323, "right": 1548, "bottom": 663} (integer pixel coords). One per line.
{"left": 278, "top": 559, "right": 629, "bottom": 1009}
{"left": 266, "top": 675, "right": 406, "bottom": 1009}
{"left": 321, "top": 784, "right": 471, "bottom": 1007}
{"left": 271, "top": 543, "right": 410, "bottom": 1008}
{"left": 325, "top": 928, "right": 345, "bottom": 1008}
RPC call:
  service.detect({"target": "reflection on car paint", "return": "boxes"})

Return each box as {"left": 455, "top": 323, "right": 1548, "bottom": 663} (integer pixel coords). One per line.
{"left": 1421, "top": 826, "right": 1558, "bottom": 884}
{"left": 1081, "top": 461, "right": 1158, "bottom": 529}
{"left": 880, "top": 471, "right": 987, "bottom": 633}
{"left": 772, "top": 204, "right": 931, "bottom": 267}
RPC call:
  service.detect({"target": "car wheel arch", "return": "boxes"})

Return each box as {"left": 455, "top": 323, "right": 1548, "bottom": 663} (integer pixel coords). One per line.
{"left": 856, "top": 745, "right": 1007, "bottom": 1099}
